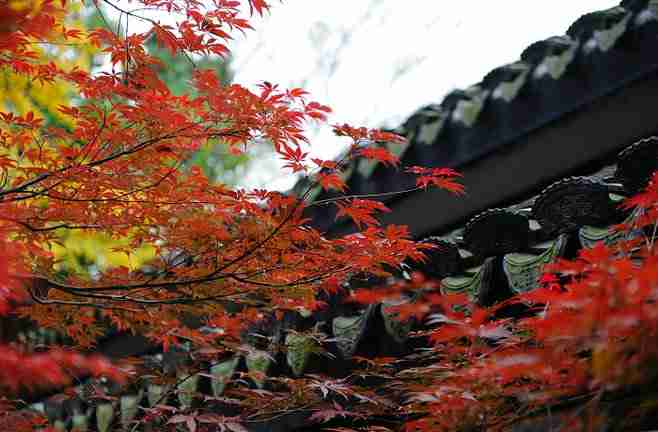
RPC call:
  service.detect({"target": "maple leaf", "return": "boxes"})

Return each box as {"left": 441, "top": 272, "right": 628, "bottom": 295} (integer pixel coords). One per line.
{"left": 406, "top": 166, "right": 464, "bottom": 194}
{"left": 317, "top": 172, "right": 347, "bottom": 192}
{"left": 358, "top": 147, "right": 400, "bottom": 166}
{"left": 308, "top": 376, "right": 353, "bottom": 400}
{"left": 321, "top": 275, "right": 342, "bottom": 295}
{"left": 196, "top": 414, "right": 247, "bottom": 432}
{"left": 311, "top": 158, "right": 337, "bottom": 169}
{"left": 152, "top": 25, "right": 181, "bottom": 56}
{"left": 335, "top": 199, "right": 390, "bottom": 228}
{"left": 621, "top": 170, "right": 658, "bottom": 213}
{"left": 309, "top": 401, "right": 356, "bottom": 423}
{"left": 248, "top": 0, "right": 270, "bottom": 16}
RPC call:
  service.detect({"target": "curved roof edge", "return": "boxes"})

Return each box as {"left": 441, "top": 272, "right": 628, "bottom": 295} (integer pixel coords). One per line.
{"left": 299, "top": 0, "right": 658, "bottom": 235}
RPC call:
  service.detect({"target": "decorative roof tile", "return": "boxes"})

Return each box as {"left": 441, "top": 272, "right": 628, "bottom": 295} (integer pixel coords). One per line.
{"left": 450, "top": 85, "right": 490, "bottom": 127}
{"left": 463, "top": 209, "right": 531, "bottom": 258}
{"left": 523, "top": 36, "right": 578, "bottom": 80}
{"left": 532, "top": 177, "right": 622, "bottom": 235}
{"left": 616, "top": 136, "right": 658, "bottom": 193}
{"left": 503, "top": 233, "right": 569, "bottom": 295}
{"left": 489, "top": 62, "right": 530, "bottom": 102}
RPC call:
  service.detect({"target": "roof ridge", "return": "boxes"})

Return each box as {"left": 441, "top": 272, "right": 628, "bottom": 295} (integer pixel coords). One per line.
{"left": 301, "top": 0, "right": 658, "bottom": 235}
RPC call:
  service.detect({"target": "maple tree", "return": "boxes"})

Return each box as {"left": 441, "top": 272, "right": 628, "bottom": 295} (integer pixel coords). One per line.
{"left": 0, "top": 0, "right": 459, "bottom": 430}
{"left": 1, "top": 1, "right": 657, "bottom": 431}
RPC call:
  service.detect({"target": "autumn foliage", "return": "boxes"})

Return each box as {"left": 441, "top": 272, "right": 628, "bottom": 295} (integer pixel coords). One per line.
{"left": 0, "top": 0, "right": 460, "bottom": 429}
{"left": 0, "top": 0, "right": 657, "bottom": 431}
{"left": 394, "top": 173, "right": 658, "bottom": 431}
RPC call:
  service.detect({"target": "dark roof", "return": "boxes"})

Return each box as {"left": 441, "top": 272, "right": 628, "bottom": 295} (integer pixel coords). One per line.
{"left": 300, "top": 0, "right": 658, "bottom": 237}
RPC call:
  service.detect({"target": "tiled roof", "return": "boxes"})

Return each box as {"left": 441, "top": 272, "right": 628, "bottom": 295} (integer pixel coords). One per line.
{"left": 299, "top": 0, "right": 658, "bottom": 236}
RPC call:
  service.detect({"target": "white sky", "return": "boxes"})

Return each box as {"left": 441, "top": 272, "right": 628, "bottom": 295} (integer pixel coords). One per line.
{"left": 111, "top": 1, "right": 619, "bottom": 190}
{"left": 227, "top": 1, "right": 618, "bottom": 190}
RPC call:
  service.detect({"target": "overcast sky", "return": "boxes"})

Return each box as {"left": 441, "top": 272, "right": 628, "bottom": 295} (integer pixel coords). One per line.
{"left": 111, "top": 1, "right": 618, "bottom": 189}
{"left": 227, "top": 1, "right": 618, "bottom": 189}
